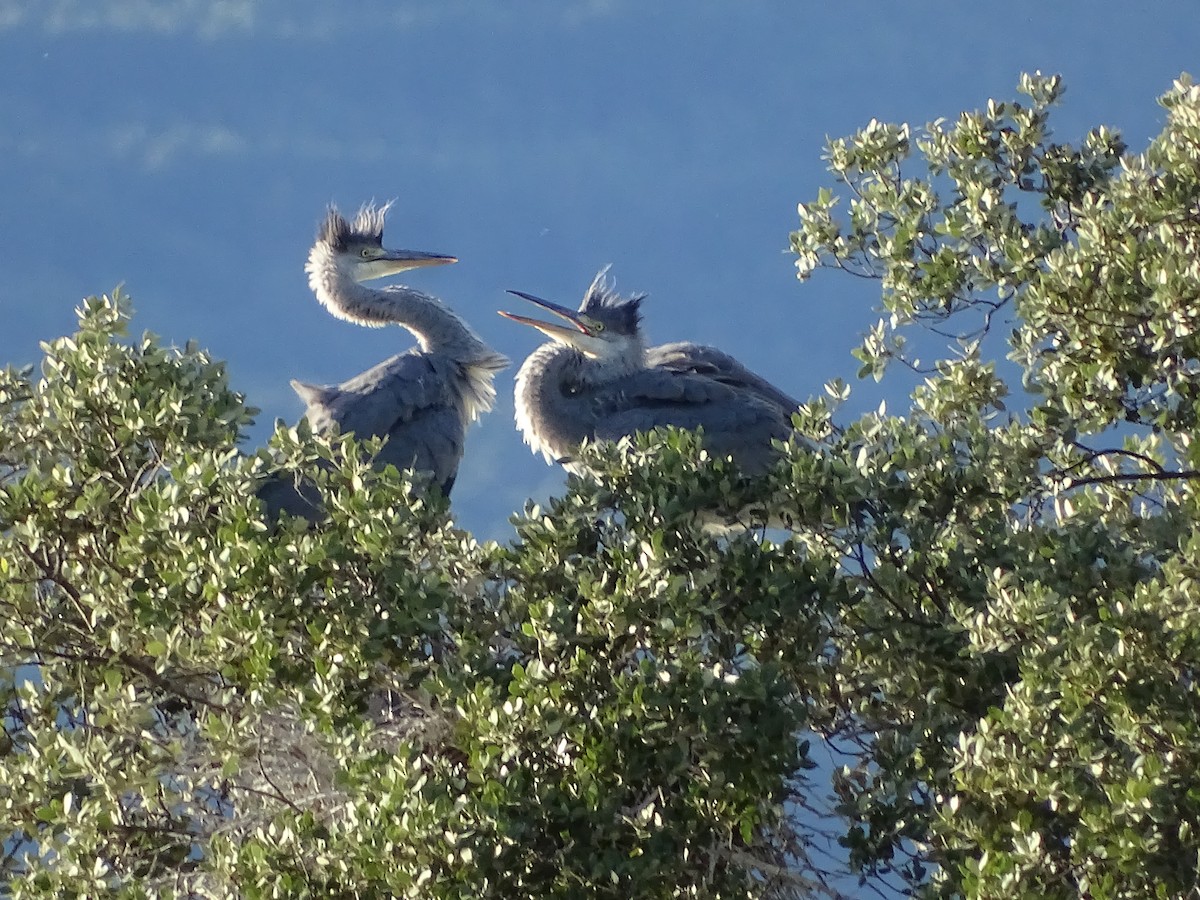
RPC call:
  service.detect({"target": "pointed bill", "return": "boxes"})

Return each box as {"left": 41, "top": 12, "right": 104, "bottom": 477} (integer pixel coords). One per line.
{"left": 499, "top": 289, "right": 590, "bottom": 339}
{"left": 379, "top": 248, "right": 459, "bottom": 272}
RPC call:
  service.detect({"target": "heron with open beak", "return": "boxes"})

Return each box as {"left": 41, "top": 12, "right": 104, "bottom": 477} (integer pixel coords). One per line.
{"left": 500, "top": 269, "right": 795, "bottom": 476}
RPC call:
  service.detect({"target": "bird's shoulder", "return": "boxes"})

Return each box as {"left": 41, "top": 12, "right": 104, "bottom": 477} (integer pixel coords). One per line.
{"left": 292, "top": 351, "right": 456, "bottom": 437}
{"left": 648, "top": 342, "right": 748, "bottom": 378}
{"left": 335, "top": 350, "right": 447, "bottom": 393}
{"left": 589, "top": 362, "right": 793, "bottom": 441}
{"left": 647, "top": 342, "right": 800, "bottom": 411}
{"left": 594, "top": 364, "right": 739, "bottom": 409}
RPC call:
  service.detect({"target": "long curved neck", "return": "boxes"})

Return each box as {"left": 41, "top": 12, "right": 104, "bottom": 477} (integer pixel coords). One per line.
{"left": 306, "top": 244, "right": 491, "bottom": 359}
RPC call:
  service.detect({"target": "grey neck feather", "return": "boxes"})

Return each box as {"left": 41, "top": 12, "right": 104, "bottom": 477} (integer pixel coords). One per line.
{"left": 513, "top": 343, "right": 600, "bottom": 465}
{"left": 306, "top": 243, "right": 497, "bottom": 363}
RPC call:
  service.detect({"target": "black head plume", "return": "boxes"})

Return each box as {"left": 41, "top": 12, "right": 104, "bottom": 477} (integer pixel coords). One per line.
{"left": 579, "top": 268, "right": 645, "bottom": 336}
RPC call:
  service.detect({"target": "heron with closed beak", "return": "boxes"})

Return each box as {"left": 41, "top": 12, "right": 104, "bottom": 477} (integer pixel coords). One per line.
{"left": 259, "top": 203, "right": 508, "bottom": 521}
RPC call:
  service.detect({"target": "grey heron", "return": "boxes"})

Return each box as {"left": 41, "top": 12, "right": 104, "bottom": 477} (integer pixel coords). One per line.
{"left": 259, "top": 203, "right": 509, "bottom": 521}
{"left": 499, "top": 270, "right": 796, "bottom": 476}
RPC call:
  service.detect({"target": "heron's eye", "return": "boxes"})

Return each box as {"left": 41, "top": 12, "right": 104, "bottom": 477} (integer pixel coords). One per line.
{"left": 591, "top": 321, "right": 605, "bottom": 333}
{"left": 360, "top": 248, "right": 372, "bottom": 259}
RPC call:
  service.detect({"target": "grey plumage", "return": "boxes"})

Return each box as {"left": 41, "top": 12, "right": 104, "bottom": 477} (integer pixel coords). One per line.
{"left": 260, "top": 203, "right": 508, "bottom": 521}
{"left": 645, "top": 343, "right": 801, "bottom": 417}
{"left": 500, "top": 270, "right": 797, "bottom": 476}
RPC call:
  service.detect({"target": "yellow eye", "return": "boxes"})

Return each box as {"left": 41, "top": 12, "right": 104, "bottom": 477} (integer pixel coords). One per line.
{"left": 591, "top": 320, "right": 605, "bottom": 333}
{"left": 360, "top": 248, "right": 372, "bottom": 259}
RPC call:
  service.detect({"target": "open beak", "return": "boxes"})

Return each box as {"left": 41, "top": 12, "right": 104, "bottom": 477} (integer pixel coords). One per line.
{"left": 498, "top": 289, "right": 593, "bottom": 342}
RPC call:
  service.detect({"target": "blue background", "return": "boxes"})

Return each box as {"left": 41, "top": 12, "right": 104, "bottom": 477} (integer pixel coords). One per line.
{"left": 1, "top": 2, "right": 1194, "bottom": 538}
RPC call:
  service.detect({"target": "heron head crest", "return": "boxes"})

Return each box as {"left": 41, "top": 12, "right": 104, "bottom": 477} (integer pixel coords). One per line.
{"left": 579, "top": 268, "right": 645, "bottom": 337}
{"left": 317, "top": 201, "right": 394, "bottom": 252}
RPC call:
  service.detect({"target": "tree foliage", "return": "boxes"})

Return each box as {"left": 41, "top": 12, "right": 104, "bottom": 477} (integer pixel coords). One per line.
{"left": 0, "top": 297, "right": 832, "bottom": 897}
{"left": 3, "top": 73, "right": 1200, "bottom": 898}
{"left": 788, "top": 72, "right": 1200, "bottom": 896}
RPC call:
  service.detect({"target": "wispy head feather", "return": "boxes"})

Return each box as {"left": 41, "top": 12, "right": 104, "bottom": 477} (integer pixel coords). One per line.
{"left": 317, "top": 200, "right": 394, "bottom": 252}
{"left": 579, "top": 267, "right": 645, "bottom": 336}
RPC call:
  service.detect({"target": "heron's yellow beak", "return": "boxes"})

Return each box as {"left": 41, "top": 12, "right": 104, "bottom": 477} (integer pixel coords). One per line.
{"left": 500, "top": 291, "right": 588, "bottom": 330}
{"left": 500, "top": 290, "right": 614, "bottom": 356}
{"left": 497, "top": 311, "right": 578, "bottom": 341}
{"left": 376, "top": 249, "right": 458, "bottom": 272}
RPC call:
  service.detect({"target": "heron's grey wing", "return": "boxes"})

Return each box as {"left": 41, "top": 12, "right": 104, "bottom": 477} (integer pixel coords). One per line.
{"left": 291, "top": 352, "right": 466, "bottom": 493}
{"left": 256, "top": 471, "right": 324, "bottom": 524}
{"left": 647, "top": 342, "right": 801, "bottom": 414}
{"left": 590, "top": 368, "right": 790, "bottom": 474}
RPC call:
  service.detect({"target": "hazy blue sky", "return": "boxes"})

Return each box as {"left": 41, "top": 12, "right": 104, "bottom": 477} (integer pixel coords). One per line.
{"left": 1, "top": 2, "right": 1194, "bottom": 538}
